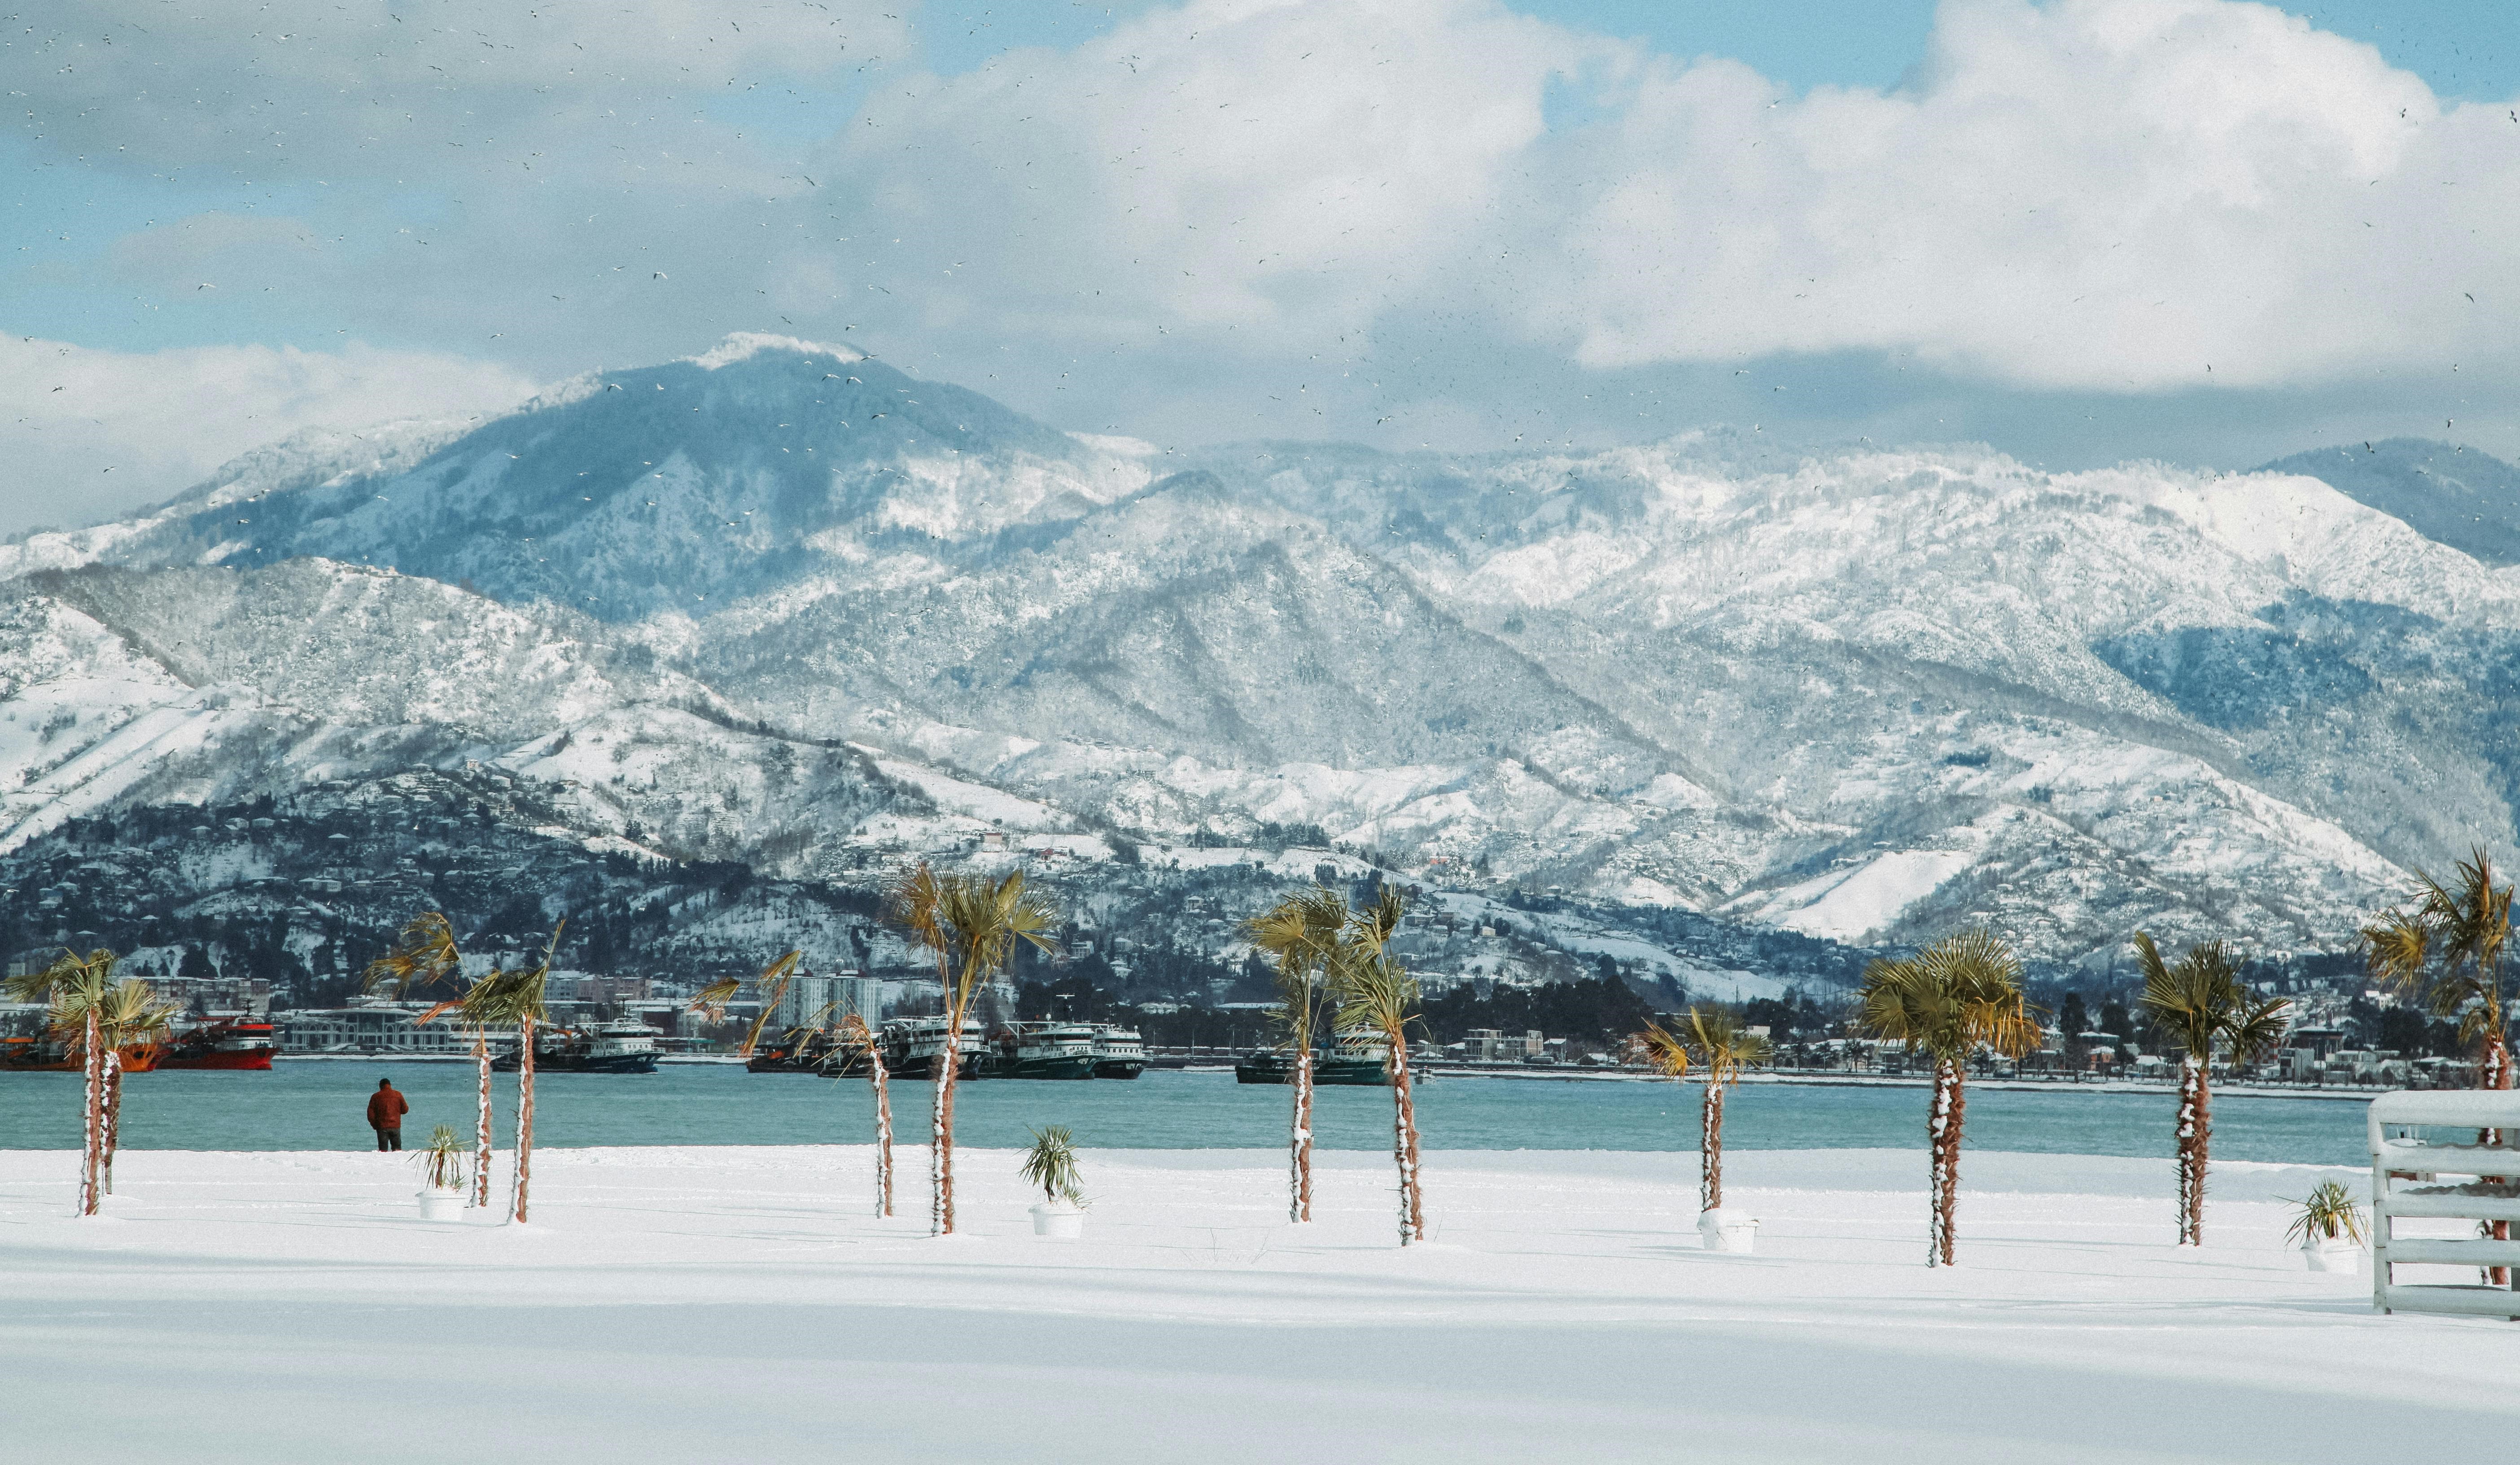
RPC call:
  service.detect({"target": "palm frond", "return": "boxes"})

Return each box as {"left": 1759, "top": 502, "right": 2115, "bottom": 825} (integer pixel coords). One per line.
{"left": 1625, "top": 1022, "right": 1691, "bottom": 1080}
{"left": 687, "top": 976, "right": 744, "bottom": 1022}
{"left": 1686, "top": 1004, "right": 1774, "bottom": 1084}
{"left": 364, "top": 911, "right": 461, "bottom": 999}
{"left": 1856, "top": 930, "right": 2038, "bottom": 1061}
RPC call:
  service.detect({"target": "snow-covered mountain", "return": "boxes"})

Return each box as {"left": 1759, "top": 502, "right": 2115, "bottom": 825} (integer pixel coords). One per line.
{"left": 9, "top": 333, "right": 2517, "bottom": 976}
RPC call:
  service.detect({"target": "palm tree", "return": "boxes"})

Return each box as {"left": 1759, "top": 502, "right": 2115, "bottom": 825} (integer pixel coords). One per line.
{"left": 831, "top": 1012, "right": 893, "bottom": 1218}
{"left": 454, "top": 921, "right": 564, "bottom": 1224}
{"left": 1855, "top": 929, "right": 2042, "bottom": 1266}
{"left": 2134, "top": 933, "right": 2292, "bottom": 1246}
{"left": 2364, "top": 850, "right": 2516, "bottom": 1277}
{"left": 368, "top": 912, "right": 496, "bottom": 1207}
{"left": 92, "top": 977, "right": 176, "bottom": 1196}
{"left": 1244, "top": 885, "right": 1348, "bottom": 1223}
{"left": 5, "top": 948, "right": 120, "bottom": 1215}
{"left": 1633, "top": 1007, "right": 1772, "bottom": 1214}
{"left": 925, "top": 868, "right": 1059, "bottom": 1236}
{"left": 1331, "top": 887, "right": 1426, "bottom": 1245}
{"left": 2364, "top": 849, "right": 2514, "bottom": 1088}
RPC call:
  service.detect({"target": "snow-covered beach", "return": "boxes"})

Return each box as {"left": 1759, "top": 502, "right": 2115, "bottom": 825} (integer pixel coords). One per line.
{"left": 10, "top": 1144, "right": 2516, "bottom": 1462}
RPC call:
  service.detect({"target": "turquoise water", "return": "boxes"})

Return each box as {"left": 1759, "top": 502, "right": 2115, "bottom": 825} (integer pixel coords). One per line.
{"left": 0, "top": 1064, "right": 2373, "bottom": 1164}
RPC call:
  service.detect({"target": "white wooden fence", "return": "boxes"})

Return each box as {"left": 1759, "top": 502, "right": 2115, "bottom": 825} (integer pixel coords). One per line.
{"left": 2369, "top": 1089, "right": 2520, "bottom": 1319}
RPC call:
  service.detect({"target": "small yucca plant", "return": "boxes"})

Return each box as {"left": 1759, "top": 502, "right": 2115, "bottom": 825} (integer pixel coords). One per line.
{"left": 1019, "top": 1125, "right": 1086, "bottom": 1207}
{"left": 414, "top": 1124, "right": 471, "bottom": 1192}
{"left": 2285, "top": 1180, "right": 2366, "bottom": 1246}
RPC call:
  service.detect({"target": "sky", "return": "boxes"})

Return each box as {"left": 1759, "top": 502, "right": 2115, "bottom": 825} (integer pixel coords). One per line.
{"left": 4, "top": 0, "right": 2518, "bottom": 536}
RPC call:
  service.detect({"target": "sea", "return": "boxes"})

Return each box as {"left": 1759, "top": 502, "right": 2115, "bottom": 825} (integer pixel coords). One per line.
{"left": 0, "top": 1063, "right": 2374, "bottom": 1166}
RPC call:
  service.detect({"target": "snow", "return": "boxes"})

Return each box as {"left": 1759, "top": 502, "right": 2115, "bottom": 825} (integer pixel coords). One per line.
{"left": 688, "top": 331, "right": 864, "bottom": 369}
{"left": 1755, "top": 848, "right": 1979, "bottom": 941}
{"left": 7, "top": 1143, "right": 2509, "bottom": 1462}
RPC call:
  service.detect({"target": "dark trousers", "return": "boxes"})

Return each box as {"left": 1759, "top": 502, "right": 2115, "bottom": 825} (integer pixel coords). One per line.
{"left": 375, "top": 1126, "right": 402, "bottom": 1152}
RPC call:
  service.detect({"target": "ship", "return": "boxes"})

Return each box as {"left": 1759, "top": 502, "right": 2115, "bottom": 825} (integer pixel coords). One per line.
{"left": 745, "top": 1029, "right": 877, "bottom": 1076}
{"left": 492, "top": 1018, "right": 660, "bottom": 1074}
{"left": 0, "top": 1005, "right": 164, "bottom": 1072}
{"left": 1233, "top": 1031, "right": 1391, "bottom": 1086}
{"left": 1089, "top": 1023, "right": 1146, "bottom": 1079}
{"left": 987, "top": 1021, "right": 1100, "bottom": 1080}
{"left": 881, "top": 1017, "right": 986, "bottom": 1080}
{"left": 154, "top": 1014, "right": 276, "bottom": 1070}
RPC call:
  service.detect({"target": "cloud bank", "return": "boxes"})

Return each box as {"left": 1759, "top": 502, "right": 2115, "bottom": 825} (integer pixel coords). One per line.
{"left": 7, "top": 0, "right": 2518, "bottom": 528}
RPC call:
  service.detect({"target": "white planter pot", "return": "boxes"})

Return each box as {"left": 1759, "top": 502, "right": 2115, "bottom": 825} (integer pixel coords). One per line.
{"left": 417, "top": 1188, "right": 467, "bottom": 1222}
{"left": 2302, "top": 1239, "right": 2359, "bottom": 1274}
{"left": 1698, "top": 1207, "right": 1759, "bottom": 1254}
{"left": 1030, "top": 1201, "right": 1087, "bottom": 1239}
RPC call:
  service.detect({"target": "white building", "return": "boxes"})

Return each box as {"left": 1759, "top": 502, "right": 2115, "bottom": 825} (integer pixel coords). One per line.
{"left": 276, "top": 1001, "right": 511, "bottom": 1055}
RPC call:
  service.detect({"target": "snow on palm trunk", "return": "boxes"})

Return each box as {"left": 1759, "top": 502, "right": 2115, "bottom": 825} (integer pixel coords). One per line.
{"left": 1291, "top": 1050, "right": 1315, "bottom": 1224}
{"left": 78, "top": 1009, "right": 101, "bottom": 1217}
{"left": 101, "top": 1049, "right": 122, "bottom": 1197}
{"left": 2174, "top": 1056, "right": 2211, "bottom": 1247}
{"left": 871, "top": 1055, "right": 893, "bottom": 1219}
{"left": 1390, "top": 1044, "right": 1425, "bottom": 1245}
{"left": 1927, "top": 1057, "right": 1966, "bottom": 1267}
{"left": 932, "top": 1034, "right": 958, "bottom": 1235}
{"left": 472, "top": 1031, "right": 494, "bottom": 1208}
{"left": 2481, "top": 1031, "right": 2513, "bottom": 1285}
{"left": 1701, "top": 1084, "right": 1725, "bottom": 1213}
{"left": 512, "top": 1016, "right": 536, "bottom": 1224}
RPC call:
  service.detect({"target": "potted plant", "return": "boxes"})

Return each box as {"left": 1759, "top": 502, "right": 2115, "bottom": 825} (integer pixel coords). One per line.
{"left": 1020, "top": 1125, "right": 1088, "bottom": 1239}
{"left": 414, "top": 1124, "right": 472, "bottom": 1222}
{"left": 2285, "top": 1180, "right": 2366, "bottom": 1273}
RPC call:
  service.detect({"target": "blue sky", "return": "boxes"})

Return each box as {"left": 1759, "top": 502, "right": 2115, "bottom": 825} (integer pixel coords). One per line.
{"left": 6, "top": 0, "right": 2519, "bottom": 534}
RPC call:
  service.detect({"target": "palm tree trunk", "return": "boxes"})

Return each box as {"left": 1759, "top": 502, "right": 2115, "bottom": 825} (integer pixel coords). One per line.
{"left": 512, "top": 1015, "right": 536, "bottom": 1224}
{"left": 472, "top": 1030, "right": 494, "bottom": 1208}
{"left": 2482, "top": 1029, "right": 2513, "bottom": 1284}
{"left": 932, "top": 1028, "right": 958, "bottom": 1235}
{"left": 79, "top": 1011, "right": 103, "bottom": 1216}
{"left": 1291, "top": 1046, "right": 1315, "bottom": 1223}
{"left": 102, "top": 1049, "right": 123, "bottom": 1196}
{"left": 1390, "top": 1034, "right": 1425, "bottom": 1245}
{"left": 2174, "top": 1057, "right": 2213, "bottom": 1246}
{"left": 1928, "top": 1056, "right": 1964, "bottom": 1266}
{"left": 1701, "top": 1083, "right": 1725, "bottom": 1213}
{"left": 871, "top": 1052, "right": 894, "bottom": 1218}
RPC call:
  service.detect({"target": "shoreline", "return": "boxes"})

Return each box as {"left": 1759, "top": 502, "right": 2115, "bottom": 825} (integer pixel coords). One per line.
{"left": 261, "top": 1053, "right": 2395, "bottom": 1103}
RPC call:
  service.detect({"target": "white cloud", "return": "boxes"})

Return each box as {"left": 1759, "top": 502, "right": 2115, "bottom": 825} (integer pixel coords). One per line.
{"left": 0, "top": 337, "right": 538, "bottom": 536}
{"left": 1534, "top": 0, "right": 2516, "bottom": 390}
{"left": 822, "top": 0, "right": 2520, "bottom": 394}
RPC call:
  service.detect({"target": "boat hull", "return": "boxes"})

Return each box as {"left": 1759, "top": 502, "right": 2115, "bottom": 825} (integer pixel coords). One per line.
{"left": 0, "top": 1042, "right": 162, "bottom": 1074}
{"left": 1233, "top": 1051, "right": 1388, "bottom": 1085}
{"left": 155, "top": 1046, "right": 275, "bottom": 1071}
{"left": 995, "top": 1052, "right": 1101, "bottom": 1080}
{"left": 494, "top": 1050, "right": 658, "bottom": 1075}
{"left": 1092, "top": 1057, "right": 1146, "bottom": 1079}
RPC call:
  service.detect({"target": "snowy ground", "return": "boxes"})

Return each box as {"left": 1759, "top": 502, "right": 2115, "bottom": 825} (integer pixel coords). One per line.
{"left": 6, "top": 1144, "right": 2517, "bottom": 1462}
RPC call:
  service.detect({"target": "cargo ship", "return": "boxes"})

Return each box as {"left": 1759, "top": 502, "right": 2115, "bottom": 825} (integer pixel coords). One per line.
{"left": 492, "top": 1018, "right": 659, "bottom": 1074}
{"left": 155, "top": 1014, "right": 277, "bottom": 1070}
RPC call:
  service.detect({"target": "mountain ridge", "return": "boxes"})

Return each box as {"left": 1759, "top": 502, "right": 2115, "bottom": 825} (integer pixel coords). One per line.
{"left": 7, "top": 336, "right": 2518, "bottom": 976}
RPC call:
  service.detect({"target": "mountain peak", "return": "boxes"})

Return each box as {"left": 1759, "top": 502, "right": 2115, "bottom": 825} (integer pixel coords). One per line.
{"left": 2257, "top": 438, "right": 2520, "bottom": 567}
{"left": 687, "top": 331, "right": 864, "bottom": 370}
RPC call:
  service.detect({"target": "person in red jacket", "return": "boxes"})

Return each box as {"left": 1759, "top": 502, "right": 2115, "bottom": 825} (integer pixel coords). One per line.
{"left": 367, "top": 1078, "right": 410, "bottom": 1152}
